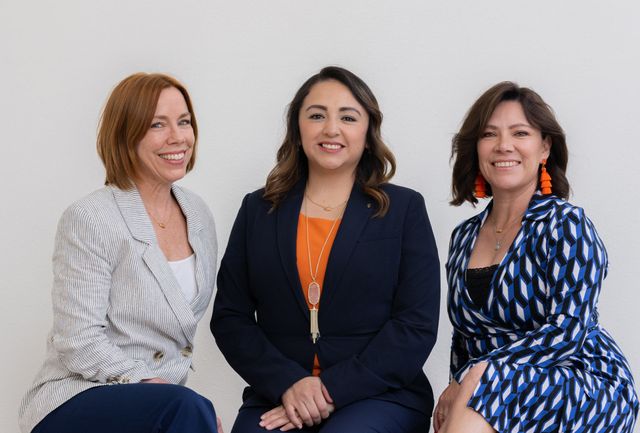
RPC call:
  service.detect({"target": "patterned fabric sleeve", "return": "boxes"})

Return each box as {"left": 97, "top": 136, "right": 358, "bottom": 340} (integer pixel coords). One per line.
{"left": 450, "top": 328, "right": 470, "bottom": 381}
{"left": 453, "top": 206, "right": 606, "bottom": 383}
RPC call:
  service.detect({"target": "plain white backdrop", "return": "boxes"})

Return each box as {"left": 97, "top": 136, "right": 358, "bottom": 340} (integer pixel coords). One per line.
{"left": 2, "top": 1, "right": 639, "bottom": 432}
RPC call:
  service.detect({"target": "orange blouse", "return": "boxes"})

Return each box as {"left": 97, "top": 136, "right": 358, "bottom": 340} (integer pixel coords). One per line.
{"left": 296, "top": 213, "right": 341, "bottom": 376}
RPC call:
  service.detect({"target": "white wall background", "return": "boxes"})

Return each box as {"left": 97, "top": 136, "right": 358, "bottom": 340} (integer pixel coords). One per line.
{"left": 2, "top": 1, "right": 639, "bottom": 432}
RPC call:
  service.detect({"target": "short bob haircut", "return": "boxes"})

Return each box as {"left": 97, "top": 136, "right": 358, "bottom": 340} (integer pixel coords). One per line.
{"left": 450, "top": 81, "right": 569, "bottom": 206}
{"left": 263, "top": 66, "right": 396, "bottom": 217}
{"left": 97, "top": 72, "right": 198, "bottom": 190}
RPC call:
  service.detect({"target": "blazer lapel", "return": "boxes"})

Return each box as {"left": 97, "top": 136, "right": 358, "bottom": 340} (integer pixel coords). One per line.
{"left": 320, "top": 185, "right": 373, "bottom": 310}
{"left": 172, "top": 185, "right": 210, "bottom": 317}
{"left": 276, "top": 181, "right": 311, "bottom": 318}
{"left": 112, "top": 186, "right": 198, "bottom": 344}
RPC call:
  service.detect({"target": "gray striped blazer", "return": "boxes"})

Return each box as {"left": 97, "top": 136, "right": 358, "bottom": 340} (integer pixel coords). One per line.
{"left": 19, "top": 185, "right": 217, "bottom": 433}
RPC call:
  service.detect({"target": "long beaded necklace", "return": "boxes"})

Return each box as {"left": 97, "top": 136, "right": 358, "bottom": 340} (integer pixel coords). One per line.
{"left": 304, "top": 197, "right": 345, "bottom": 343}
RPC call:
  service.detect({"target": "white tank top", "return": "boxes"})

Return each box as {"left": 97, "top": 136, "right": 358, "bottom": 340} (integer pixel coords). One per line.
{"left": 168, "top": 254, "right": 197, "bottom": 304}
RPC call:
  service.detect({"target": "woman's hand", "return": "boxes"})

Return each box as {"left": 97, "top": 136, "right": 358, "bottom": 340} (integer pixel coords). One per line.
{"left": 259, "top": 405, "right": 298, "bottom": 431}
{"left": 433, "top": 380, "right": 461, "bottom": 432}
{"left": 140, "top": 377, "right": 171, "bottom": 384}
{"left": 280, "top": 377, "right": 334, "bottom": 428}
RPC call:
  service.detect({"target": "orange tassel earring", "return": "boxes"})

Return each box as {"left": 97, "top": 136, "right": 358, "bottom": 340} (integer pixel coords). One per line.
{"left": 474, "top": 173, "right": 487, "bottom": 198}
{"left": 540, "top": 159, "right": 552, "bottom": 194}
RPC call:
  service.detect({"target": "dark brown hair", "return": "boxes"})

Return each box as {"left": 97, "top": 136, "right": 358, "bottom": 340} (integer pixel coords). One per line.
{"left": 97, "top": 72, "right": 198, "bottom": 189}
{"left": 450, "top": 81, "right": 569, "bottom": 206}
{"left": 263, "top": 66, "right": 396, "bottom": 217}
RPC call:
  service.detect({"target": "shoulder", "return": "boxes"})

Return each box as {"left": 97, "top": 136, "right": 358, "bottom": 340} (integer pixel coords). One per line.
{"left": 380, "top": 183, "right": 423, "bottom": 201}
{"left": 172, "top": 185, "right": 211, "bottom": 214}
{"left": 172, "top": 185, "right": 216, "bottom": 231}
{"left": 242, "top": 187, "right": 276, "bottom": 214}
{"left": 60, "top": 187, "right": 119, "bottom": 224}
{"left": 379, "top": 183, "right": 427, "bottom": 213}
{"left": 526, "top": 195, "right": 587, "bottom": 227}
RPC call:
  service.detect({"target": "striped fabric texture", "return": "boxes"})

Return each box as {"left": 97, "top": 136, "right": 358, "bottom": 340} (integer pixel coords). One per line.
{"left": 446, "top": 194, "right": 638, "bottom": 432}
{"left": 19, "top": 185, "right": 217, "bottom": 433}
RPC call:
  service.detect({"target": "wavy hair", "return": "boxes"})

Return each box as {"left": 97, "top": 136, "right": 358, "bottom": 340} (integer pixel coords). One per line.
{"left": 263, "top": 66, "right": 396, "bottom": 217}
{"left": 450, "top": 81, "right": 569, "bottom": 206}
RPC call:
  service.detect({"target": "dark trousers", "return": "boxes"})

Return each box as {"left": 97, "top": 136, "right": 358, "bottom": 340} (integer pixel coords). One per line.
{"left": 231, "top": 398, "right": 429, "bottom": 433}
{"left": 32, "top": 383, "right": 218, "bottom": 433}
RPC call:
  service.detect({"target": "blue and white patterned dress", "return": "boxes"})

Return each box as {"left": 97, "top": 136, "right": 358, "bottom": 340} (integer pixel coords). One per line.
{"left": 446, "top": 194, "right": 638, "bottom": 432}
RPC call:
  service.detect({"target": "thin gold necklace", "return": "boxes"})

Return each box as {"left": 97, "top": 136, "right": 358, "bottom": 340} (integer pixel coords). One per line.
{"left": 304, "top": 197, "right": 345, "bottom": 343}
{"left": 490, "top": 214, "right": 522, "bottom": 251}
{"left": 147, "top": 201, "right": 174, "bottom": 229}
{"left": 305, "top": 193, "right": 348, "bottom": 212}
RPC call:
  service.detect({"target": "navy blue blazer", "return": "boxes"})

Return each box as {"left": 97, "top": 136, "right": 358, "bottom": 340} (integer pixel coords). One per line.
{"left": 211, "top": 181, "right": 440, "bottom": 415}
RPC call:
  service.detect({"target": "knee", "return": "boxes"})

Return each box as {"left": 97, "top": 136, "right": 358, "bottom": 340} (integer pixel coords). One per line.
{"left": 166, "top": 385, "right": 216, "bottom": 415}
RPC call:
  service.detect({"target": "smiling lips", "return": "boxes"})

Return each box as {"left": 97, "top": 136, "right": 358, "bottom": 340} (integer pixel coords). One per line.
{"left": 319, "top": 142, "right": 344, "bottom": 151}
{"left": 493, "top": 160, "right": 520, "bottom": 168}
{"left": 159, "top": 151, "right": 186, "bottom": 161}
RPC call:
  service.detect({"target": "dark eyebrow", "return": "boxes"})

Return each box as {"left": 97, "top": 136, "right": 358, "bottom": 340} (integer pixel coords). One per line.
{"left": 304, "top": 105, "right": 362, "bottom": 116}
{"left": 339, "top": 107, "right": 362, "bottom": 116}
{"left": 484, "top": 122, "right": 532, "bottom": 129}
{"left": 305, "top": 104, "right": 327, "bottom": 112}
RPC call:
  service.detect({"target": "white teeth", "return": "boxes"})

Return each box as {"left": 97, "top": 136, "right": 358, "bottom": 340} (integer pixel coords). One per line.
{"left": 160, "top": 152, "right": 185, "bottom": 160}
{"left": 494, "top": 161, "right": 519, "bottom": 168}
{"left": 321, "top": 143, "right": 342, "bottom": 150}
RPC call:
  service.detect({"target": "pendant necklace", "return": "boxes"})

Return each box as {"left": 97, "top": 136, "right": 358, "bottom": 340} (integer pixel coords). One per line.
{"left": 147, "top": 200, "right": 174, "bottom": 229}
{"left": 305, "top": 193, "right": 348, "bottom": 212}
{"left": 304, "top": 196, "right": 344, "bottom": 343}
{"left": 491, "top": 214, "right": 523, "bottom": 251}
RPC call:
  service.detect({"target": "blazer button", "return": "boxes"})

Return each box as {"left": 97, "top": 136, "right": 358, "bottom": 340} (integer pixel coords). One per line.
{"left": 180, "top": 346, "right": 193, "bottom": 357}
{"left": 153, "top": 351, "right": 165, "bottom": 361}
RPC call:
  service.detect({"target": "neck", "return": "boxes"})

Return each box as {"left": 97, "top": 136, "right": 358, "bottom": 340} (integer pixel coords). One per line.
{"left": 306, "top": 168, "right": 355, "bottom": 204}
{"left": 134, "top": 179, "right": 174, "bottom": 210}
{"left": 489, "top": 185, "right": 535, "bottom": 227}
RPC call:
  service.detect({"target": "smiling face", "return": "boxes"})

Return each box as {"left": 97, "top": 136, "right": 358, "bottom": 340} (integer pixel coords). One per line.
{"left": 477, "top": 100, "right": 551, "bottom": 198}
{"left": 298, "top": 79, "right": 369, "bottom": 177}
{"left": 134, "top": 87, "right": 195, "bottom": 188}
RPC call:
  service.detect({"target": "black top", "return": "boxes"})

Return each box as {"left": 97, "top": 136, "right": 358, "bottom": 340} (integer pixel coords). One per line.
{"left": 466, "top": 264, "right": 498, "bottom": 305}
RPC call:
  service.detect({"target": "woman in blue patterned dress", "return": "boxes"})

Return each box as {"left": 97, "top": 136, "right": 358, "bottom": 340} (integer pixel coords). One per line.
{"left": 434, "top": 81, "right": 638, "bottom": 433}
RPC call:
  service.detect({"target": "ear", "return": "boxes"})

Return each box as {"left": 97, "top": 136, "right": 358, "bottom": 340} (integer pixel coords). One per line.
{"left": 542, "top": 135, "right": 551, "bottom": 160}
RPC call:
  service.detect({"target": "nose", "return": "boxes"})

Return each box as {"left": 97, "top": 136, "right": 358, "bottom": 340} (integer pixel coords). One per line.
{"left": 168, "top": 125, "right": 186, "bottom": 144}
{"left": 322, "top": 116, "right": 340, "bottom": 137}
{"left": 495, "top": 132, "right": 513, "bottom": 152}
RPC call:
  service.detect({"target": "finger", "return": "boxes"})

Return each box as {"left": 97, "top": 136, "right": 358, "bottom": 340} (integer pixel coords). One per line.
{"left": 304, "top": 399, "right": 323, "bottom": 425}
{"left": 260, "top": 406, "right": 286, "bottom": 424}
{"left": 263, "top": 413, "right": 291, "bottom": 431}
{"left": 313, "top": 393, "right": 330, "bottom": 420}
{"left": 296, "top": 402, "right": 314, "bottom": 427}
{"left": 279, "top": 422, "right": 297, "bottom": 432}
{"left": 284, "top": 404, "right": 303, "bottom": 430}
{"left": 321, "top": 383, "right": 333, "bottom": 404}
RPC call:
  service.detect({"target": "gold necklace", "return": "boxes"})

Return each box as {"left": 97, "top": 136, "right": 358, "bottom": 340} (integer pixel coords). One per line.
{"left": 305, "top": 193, "right": 348, "bottom": 212}
{"left": 304, "top": 197, "right": 345, "bottom": 343}
{"left": 147, "top": 201, "right": 174, "bottom": 229}
{"left": 491, "top": 214, "right": 522, "bottom": 251}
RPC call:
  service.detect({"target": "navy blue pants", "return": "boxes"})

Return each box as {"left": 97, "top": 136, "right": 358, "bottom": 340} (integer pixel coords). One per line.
{"left": 32, "top": 383, "right": 218, "bottom": 433}
{"left": 231, "top": 398, "right": 429, "bottom": 433}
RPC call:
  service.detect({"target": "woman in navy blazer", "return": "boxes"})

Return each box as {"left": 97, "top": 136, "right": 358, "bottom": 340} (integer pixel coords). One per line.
{"left": 212, "top": 66, "right": 440, "bottom": 432}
